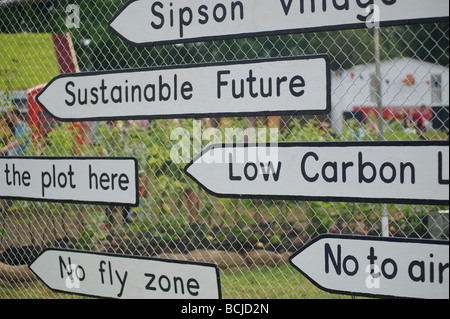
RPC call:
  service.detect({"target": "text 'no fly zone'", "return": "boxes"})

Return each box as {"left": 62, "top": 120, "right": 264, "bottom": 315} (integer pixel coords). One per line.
{"left": 29, "top": 249, "right": 221, "bottom": 299}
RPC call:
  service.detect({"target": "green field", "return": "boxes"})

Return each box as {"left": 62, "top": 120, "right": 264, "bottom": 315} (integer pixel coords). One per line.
{"left": 0, "top": 264, "right": 344, "bottom": 299}
{"left": 0, "top": 33, "right": 59, "bottom": 91}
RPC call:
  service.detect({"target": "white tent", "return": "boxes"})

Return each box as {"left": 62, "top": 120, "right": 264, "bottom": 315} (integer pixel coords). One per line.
{"left": 331, "top": 57, "right": 449, "bottom": 133}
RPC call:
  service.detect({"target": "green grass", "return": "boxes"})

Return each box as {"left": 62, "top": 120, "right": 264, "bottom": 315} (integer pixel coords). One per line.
{"left": 221, "top": 265, "right": 346, "bottom": 299}
{"left": 0, "top": 33, "right": 60, "bottom": 91}
{"left": 0, "top": 265, "right": 347, "bottom": 299}
{"left": 0, "top": 280, "right": 85, "bottom": 299}
{"left": 0, "top": 207, "right": 347, "bottom": 299}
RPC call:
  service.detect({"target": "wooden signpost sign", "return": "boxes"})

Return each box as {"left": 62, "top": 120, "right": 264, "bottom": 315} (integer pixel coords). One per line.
{"left": 109, "top": 0, "right": 449, "bottom": 46}
{"left": 290, "top": 234, "right": 449, "bottom": 299}
{"left": 0, "top": 157, "right": 139, "bottom": 206}
{"left": 29, "top": 249, "right": 221, "bottom": 299}
{"left": 35, "top": 55, "right": 330, "bottom": 121}
{"left": 185, "top": 141, "right": 449, "bottom": 205}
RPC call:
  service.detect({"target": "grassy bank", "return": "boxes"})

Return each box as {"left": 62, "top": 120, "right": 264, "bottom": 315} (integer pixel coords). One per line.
{"left": 0, "top": 264, "right": 344, "bottom": 299}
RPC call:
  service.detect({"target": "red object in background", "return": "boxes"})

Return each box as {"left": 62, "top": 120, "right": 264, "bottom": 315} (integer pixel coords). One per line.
{"left": 52, "top": 33, "right": 79, "bottom": 74}
{"left": 138, "top": 174, "right": 148, "bottom": 198}
{"left": 53, "top": 33, "right": 89, "bottom": 154}
{"left": 354, "top": 106, "right": 432, "bottom": 123}
{"left": 412, "top": 108, "right": 433, "bottom": 130}
{"left": 403, "top": 74, "right": 415, "bottom": 87}
{"left": 27, "top": 84, "right": 55, "bottom": 148}
{"left": 28, "top": 84, "right": 91, "bottom": 152}
{"left": 28, "top": 34, "right": 90, "bottom": 151}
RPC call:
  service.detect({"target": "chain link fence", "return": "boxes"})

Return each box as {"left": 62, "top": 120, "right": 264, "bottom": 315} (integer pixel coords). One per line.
{"left": 1, "top": 0, "right": 449, "bottom": 299}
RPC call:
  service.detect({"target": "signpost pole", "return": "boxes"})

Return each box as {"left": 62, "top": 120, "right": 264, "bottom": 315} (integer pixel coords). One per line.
{"left": 374, "top": 26, "right": 384, "bottom": 142}
{"left": 373, "top": 26, "right": 390, "bottom": 237}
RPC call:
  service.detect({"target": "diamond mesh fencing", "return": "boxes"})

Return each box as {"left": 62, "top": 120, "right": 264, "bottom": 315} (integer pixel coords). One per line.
{"left": 0, "top": 0, "right": 449, "bottom": 299}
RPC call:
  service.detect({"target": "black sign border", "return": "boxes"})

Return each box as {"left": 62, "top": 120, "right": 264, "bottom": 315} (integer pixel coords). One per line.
{"left": 289, "top": 234, "right": 449, "bottom": 299}
{"left": 0, "top": 156, "right": 140, "bottom": 207}
{"left": 184, "top": 140, "right": 450, "bottom": 206}
{"left": 108, "top": 0, "right": 449, "bottom": 47}
{"left": 35, "top": 55, "right": 331, "bottom": 122}
{"left": 28, "top": 248, "right": 222, "bottom": 299}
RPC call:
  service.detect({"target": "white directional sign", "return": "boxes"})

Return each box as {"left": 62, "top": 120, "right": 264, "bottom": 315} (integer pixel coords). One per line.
{"left": 29, "top": 249, "right": 221, "bottom": 299}
{"left": 0, "top": 157, "right": 139, "bottom": 206}
{"left": 109, "top": 0, "right": 449, "bottom": 46}
{"left": 184, "top": 141, "right": 449, "bottom": 205}
{"left": 36, "top": 55, "right": 330, "bottom": 121}
{"left": 289, "top": 235, "right": 449, "bottom": 299}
